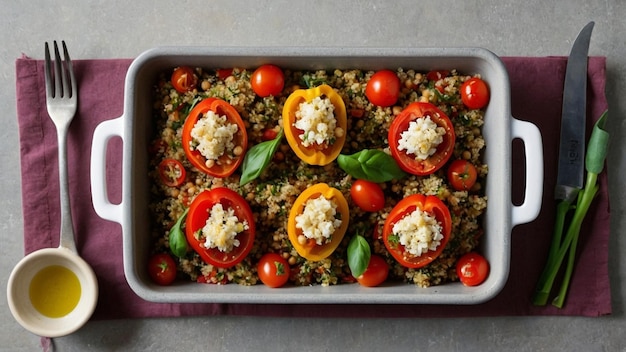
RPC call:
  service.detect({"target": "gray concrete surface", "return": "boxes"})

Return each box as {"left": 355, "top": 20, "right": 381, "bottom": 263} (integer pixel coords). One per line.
{"left": 1, "top": 1, "right": 625, "bottom": 351}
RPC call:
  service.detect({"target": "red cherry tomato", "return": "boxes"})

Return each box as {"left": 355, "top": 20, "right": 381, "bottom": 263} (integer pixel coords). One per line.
{"left": 216, "top": 68, "right": 234, "bottom": 80}
{"left": 382, "top": 194, "right": 452, "bottom": 269}
{"left": 456, "top": 252, "right": 490, "bottom": 286}
{"left": 350, "top": 180, "right": 385, "bottom": 212}
{"left": 388, "top": 102, "right": 456, "bottom": 176}
{"left": 261, "top": 128, "right": 279, "bottom": 141}
{"left": 365, "top": 70, "right": 401, "bottom": 107}
{"left": 148, "top": 253, "right": 177, "bottom": 285}
{"left": 185, "top": 188, "right": 256, "bottom": 268}
{"left": 447, "top": 159, "right": 478, "bottom": 191}
{"left": 356, "top": 255, "right": 389, "bottom": 287}
{"left": 426, "top": 70, "right": 450, "bottom": 82}
{"left": 171, "top": 66, "right": 197, "bottom": 93}
{"left": 250, "top": 64, "right": 285, "bottom": 97}
{"left": 461, "top": 77, "right": 490, "bottom": 109}
{"left": 157, "top": 158, "right": 186, "bottom": 187}
{"left": 257, "top": 253, "right": 290, "bottom": 288}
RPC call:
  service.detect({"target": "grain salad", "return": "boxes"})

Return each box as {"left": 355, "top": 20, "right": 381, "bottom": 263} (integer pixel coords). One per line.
{"left": 148, "top": 66, "right": 488, "bottom": 288}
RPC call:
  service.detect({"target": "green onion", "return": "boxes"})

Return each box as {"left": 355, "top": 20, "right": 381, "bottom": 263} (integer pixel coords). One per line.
{"left": 532, "top": 110, "right": 609, "bottom": 308}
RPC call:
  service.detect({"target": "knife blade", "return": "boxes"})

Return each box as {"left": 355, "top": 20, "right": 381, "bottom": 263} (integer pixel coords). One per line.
{"left": 555, "top": 21, "right": 594, "bottom": 202}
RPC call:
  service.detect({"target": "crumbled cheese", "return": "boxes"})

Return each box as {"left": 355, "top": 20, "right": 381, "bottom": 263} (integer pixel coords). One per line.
{"left": 397, "top": 116, "right": 446, "bottom": 160}
{"left": 190, "top": 110, "right": 238, "bottom": 160}
{"left": 294, "top": 96, "right": 342, "bottom": 147}
{"left": 200, "top": 203, "right": 249, "bottom": 252}
{"left": 392, "top": 208, "right": 443, "bottom": 257}
{"left": 295, "top": 196, "right": 342, "bottom": 245}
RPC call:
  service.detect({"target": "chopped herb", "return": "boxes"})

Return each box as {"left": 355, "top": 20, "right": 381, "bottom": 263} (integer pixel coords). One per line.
{"left": 302, "top": 74, "right": 327, "bottom": 88}
{"left": 387, "top": 234, "right": 400, "bottom": 246}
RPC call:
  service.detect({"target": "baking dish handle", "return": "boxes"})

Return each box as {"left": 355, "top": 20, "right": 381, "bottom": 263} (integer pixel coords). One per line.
{"left": 90, "top": 117, "right": 124, "bottom": 224}
{"left": 511, "top": 117, "right": 544, "bottom": 226}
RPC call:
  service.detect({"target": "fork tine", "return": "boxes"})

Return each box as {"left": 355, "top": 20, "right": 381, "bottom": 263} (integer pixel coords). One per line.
{"left": 44, "top": 42, "right": 53, "bottom": 98}
{"left": 62, "top": 41, "right": 76, "bottom": 99}
{"left": 53, "top": 41, "right": 64, "bottom": 98}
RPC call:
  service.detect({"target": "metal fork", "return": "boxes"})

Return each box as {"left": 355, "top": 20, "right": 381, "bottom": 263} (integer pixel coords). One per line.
{"left": 44, "top": 41, "right": 78, "bottom": 253}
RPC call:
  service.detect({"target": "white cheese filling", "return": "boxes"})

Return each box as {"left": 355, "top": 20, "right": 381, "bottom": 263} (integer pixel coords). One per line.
{"left": 295, "top": 196, "right": 342, "bottom": 245}
{"left": 200, "top": 203, "right": 249, "bottom": 252}
{"left": 294, "top": 96, "right": 342, "bottom": 147}
{"left": 392, "top": 208, "right": 443, "bottom": 257}
{"left": 397, "top": 116, "right": 446, "bottom": 160}
{"left": 190, "top": 110, "right": 238, "bottom": 161}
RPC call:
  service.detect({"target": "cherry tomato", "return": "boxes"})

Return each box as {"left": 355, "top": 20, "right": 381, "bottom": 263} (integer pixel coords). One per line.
{"left": 257, "top": 253, "right": 290, "bottom": 288}
{"left": 261, "top": 128, "right": 279, "bottom": 141}
{"left": 382, "top": 194, "right": 452, "bottom": 269}
{"left": 148, "top": 253, "right": 177, "bottom": 285}
{"left": 456, "top": 252, "right": 490, "bottom": 286}
{"left": 157, "top": 158, "right": 186, "bottom": 187}
{"left": 447, "top": 159, "right": 478, "bottom": 191}
{"left": 356, "top": 255, "right": 389, "bottom": 287}
{"left": 365, "top": 70, "right": 401, "bottom": 107}
{"left": 251, "top": 64, "right": 285, "bottom": 97}
{"left": 186, "top": 188, "right": 256, "bottom": 268}
{"left": 216, "top": 68, "right": 234, "bottom": 80}
{"left": 427, "top": 70, "right": 452, "bottom": 94}
{"left": 182, "top": 98, "right": 248, "bottom": 178}
{"left": 388, "top": 102, "right": 456, "bottom": 176}
{"left": 350, "top": 179, "right": 385, "bottom": 212}
{"left": 461, "top": 77, "right": 490, "bottom": 109}
{"left": 171, "top": 66, "right": 197, "bottom": 93}
{"left": 426, "top": 70, "right": 450, "bottom": 82}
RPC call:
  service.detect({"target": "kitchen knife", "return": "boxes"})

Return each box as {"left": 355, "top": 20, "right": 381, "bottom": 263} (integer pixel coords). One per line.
{"left": 533, "top": 21, "right": 594, "bottom": 306}
{"left": 555, "top": 21, "right": 594, "bottom": 202}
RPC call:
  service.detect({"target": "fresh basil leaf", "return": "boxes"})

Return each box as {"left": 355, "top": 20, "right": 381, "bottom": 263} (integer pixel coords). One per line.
{"left": 347, "top": 234, "right": 371, "bottom": 278}
{"left": 168, "top": 208, "right": 189, "bottom": 258}
{"left": 337, "top": 149, "right": 407, "bottom": 183}
{"left": 240, "top": 129, "right": 284, "bottom": 186}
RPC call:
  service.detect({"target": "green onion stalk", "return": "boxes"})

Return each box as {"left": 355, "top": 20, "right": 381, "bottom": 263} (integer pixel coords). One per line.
{"left": 532, "top": 110, "right": 609, "bottom": 308}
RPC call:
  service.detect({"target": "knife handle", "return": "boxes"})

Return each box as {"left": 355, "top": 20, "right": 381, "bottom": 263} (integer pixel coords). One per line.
{"left": 511, "top": 118, "right": 544, "bottom": 226}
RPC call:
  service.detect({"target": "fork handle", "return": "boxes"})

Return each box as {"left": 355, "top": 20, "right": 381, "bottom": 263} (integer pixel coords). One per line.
{"left": 56, "top": 125, "right": 77, "bottom": 253}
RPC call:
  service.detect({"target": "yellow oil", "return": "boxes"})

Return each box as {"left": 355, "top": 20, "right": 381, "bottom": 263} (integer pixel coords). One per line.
{"left": 29, "top": 265, "right": 81, "bottom": 318}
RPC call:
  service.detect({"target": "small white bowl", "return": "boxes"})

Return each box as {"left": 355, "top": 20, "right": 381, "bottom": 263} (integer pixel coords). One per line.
{"left": 7, "top": 247, "right": 98, "bottom": 337}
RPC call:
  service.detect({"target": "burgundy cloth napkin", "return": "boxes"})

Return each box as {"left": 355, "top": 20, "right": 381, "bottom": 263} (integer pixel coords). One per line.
{"left": 15, "top": 56, "right": 611, "bottom": 319}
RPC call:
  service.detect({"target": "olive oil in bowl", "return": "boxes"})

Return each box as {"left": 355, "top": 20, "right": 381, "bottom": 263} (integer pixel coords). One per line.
{"left": 7, "top": 247, "right": 98, "bottom": 337}
{"left": 29, "top": 265, "right": 82, "bottom": 318}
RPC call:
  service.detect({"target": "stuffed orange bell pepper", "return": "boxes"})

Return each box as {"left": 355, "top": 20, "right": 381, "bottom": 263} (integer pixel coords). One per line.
{"left": 283, "top": 84, "right": 347, "bottom": 166}
{"left": 287, "top": 183, "right": 349, "bottom": 261}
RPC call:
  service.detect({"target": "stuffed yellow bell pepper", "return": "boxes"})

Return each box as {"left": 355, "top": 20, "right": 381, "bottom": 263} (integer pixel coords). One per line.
{"left": 282, "top": 84, "right": 347, "bottom": 166}
{"left": 287, "top": 183, "right": 349, "bottom": 261}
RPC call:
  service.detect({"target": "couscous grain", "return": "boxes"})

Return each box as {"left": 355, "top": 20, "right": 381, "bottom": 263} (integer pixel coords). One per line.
{"left": 149, "top": 66, "right": 488, "bottom": 288}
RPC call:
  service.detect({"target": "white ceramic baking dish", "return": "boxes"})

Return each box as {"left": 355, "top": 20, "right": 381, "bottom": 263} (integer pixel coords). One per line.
{"left": 90, "top": 47, "right": 543, "bottom": 304}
